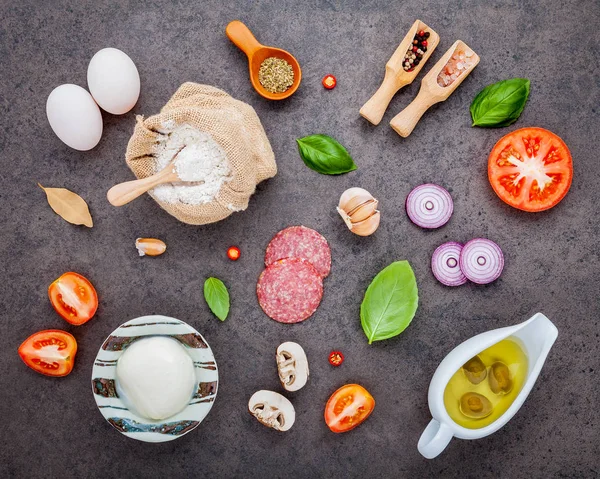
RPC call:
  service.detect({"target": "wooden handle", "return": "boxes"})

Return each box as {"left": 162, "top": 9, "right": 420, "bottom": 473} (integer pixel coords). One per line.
{"left": 226, "top": 20, "right": 262, "bottom": 57}
{"left": 390, "top": 89, "right": 440, "bottom": 138}
{"left": 360, "top": 73, "right": 408, "bottom": 126}
{"left": 107, "top": 170, "right": 175, "bottom": 207}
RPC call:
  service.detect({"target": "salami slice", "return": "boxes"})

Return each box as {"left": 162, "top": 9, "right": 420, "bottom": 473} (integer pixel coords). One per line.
{"left": 265, "top": 226, "right": 331, "bottom": 278}
{"left": 257, "top": 258, "right": 323, "bottom": 323}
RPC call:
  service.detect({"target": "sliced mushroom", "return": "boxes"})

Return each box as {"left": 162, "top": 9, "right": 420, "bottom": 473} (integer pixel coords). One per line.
{"left": 248, "top": 390, "right": 295, "bottom": 431}
{"left": 276, "top": 341, "right": 309, "bottom": 392}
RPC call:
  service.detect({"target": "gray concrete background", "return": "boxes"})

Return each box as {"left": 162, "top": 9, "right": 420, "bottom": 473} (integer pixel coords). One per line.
{"left": 1, "top": 0, "right": 599, "bottom": 477}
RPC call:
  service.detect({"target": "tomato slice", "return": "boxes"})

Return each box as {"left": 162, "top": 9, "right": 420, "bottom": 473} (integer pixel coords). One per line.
{"left": 18, "top": 330, "right": 77, "bottom": 377}
{"left": 324, "top": 384, "right": 375, "bottom": 433}
{"left": 488, "top": 127, "right": 573, "bottom": 212}
{"left": 48, "top": 272, "right": 98, "bottom": 325}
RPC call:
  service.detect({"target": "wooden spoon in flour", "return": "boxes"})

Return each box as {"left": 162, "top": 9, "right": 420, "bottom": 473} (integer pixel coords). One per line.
{"left": 107, "top": 147, "right": 186, "bottom": 207}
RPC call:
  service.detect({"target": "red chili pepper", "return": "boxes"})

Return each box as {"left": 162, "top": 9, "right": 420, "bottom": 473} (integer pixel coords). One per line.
{"left": 328, "top": 351, "right": 344, "bottom": 367}
{"left": 227, "top": 246, "right": 241, "bottom": 261}
{"left": 322, "top": 74, "right": 337, "bottom": 90}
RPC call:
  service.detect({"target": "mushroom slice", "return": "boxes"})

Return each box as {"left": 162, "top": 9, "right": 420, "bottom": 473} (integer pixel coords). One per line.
{"left": 248, "top": 390, "right": 295, "bottom": 431}
{"left": 276, "top": 341, "right": 309, "bottom": 392}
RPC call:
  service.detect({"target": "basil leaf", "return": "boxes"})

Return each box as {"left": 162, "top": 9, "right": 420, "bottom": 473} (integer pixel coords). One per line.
{"left": 204, "top": 277, "right": 230, "bottom": 321}
{"left": 360, "top": 261, "right": 419, "bottom": 344}
{"left": 470, "top": 78, "right": 530, "bottom": 128}
{"left": 296, "top": 134, "right": 357, "bottom": 175}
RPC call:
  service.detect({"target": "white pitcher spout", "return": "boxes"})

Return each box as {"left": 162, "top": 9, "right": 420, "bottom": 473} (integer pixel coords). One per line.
{"left": 510, "top": 313, "right": 558, "bottom": 368}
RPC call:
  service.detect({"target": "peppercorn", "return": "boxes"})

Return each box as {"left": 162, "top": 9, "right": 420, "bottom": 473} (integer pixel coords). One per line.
{"left": 418, "top": 30, "right": 425, "bottom": 36}
{"left": 422, "top": 41, "right": 428, "bottom": 47}
{"left": 413, "top": 39, "right": 418, "bottom": 45}
{"left": 424, "top": 31, "right": 430, "bottom": 38}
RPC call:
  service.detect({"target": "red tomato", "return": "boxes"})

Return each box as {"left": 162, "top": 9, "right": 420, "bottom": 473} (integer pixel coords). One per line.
{"left": 324, "top": 384, "right": 375, "bottom": 433}
{"left": 18, "top": 330, "right": 77, "bottom": 377}
{"left": 488, "top": 127, "right": 573, "bottom": 212}
{"left": 48, "top": 272, "right": 98, "bottom": 325}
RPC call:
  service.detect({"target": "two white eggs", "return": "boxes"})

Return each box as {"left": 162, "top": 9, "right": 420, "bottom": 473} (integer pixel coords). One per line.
{"left": 46, "top": 48, "right": 140, "bottom": 151}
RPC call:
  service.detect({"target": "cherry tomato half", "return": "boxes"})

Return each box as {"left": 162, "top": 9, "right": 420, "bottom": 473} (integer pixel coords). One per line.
{"left": 48, "top": 272, "right": 98, "bottom": 325}
{"left": 324, "top": 384, "right": 375, "bottom": 433}
{"left": 322, "top": 74, "right": 337, "bottom": 90}
{"left": 488, "top": 127, "right": 573, "bottom": 212}
{"left": 18, "top": 330, "right": 77, "bottom": 377}
{"left": 328, "top": 351, "right": 344, "bottom": 367}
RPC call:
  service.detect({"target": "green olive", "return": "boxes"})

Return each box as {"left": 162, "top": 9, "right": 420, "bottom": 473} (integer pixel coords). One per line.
{"left": 489, "top": 361, "right": 513, "bottom": 394}
{"left": 462, "top": 355, "right": 487, "bottom": 384}
{"left": 459, "top": 392, "right": 493, "bottom": 419}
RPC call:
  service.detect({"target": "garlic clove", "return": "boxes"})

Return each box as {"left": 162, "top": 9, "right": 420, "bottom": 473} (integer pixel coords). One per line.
{"left": 349, "top": 211, "right": 380, "bottom": 236}
{"left": 348, "top": 199, "right": 379, "bottom": 223}
{"left": 136, "top": 238, "right": 167, "bottom": 257}
{"left": 338, "top": 187, "right": 374, "bottom": 213}
{"left": 336, "top": 207, "right": 354, "bottom": 230}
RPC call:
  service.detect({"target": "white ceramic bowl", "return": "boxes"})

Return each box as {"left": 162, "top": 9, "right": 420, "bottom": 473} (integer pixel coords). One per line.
{"left": 91, "top": 315, "right": 218, "bottom": 443}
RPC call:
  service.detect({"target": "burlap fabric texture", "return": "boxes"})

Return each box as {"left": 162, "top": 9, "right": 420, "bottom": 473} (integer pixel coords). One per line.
{"left": 125, "top": 83, "right": 277, "bottom": 225}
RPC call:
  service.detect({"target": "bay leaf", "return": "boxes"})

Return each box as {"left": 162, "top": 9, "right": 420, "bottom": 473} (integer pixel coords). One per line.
{"left": 38, "top": 184, "right": 93, "bottom": 227}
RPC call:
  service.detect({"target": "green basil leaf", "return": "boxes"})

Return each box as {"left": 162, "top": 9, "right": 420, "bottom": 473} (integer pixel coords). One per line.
{"left": 296, "top": 134, "right": 357, "bottom": 175}
{"left": 470, "top": 78, "right": 530, "bottom": 128}
{"left": 204, "top": 277, "right": 230, "bottom": 321}
{"left": 360, "top": 261, "right": 419, "bottom": 344}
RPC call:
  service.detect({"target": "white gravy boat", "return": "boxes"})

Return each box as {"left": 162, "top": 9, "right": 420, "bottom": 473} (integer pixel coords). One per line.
{"left": 418, "top": 312, "right": 558, "bottom": 459}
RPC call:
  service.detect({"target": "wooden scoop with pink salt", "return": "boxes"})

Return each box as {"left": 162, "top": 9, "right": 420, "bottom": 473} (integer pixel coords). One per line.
{"left": 390, "top": 40, "right": 480, "bottom": 138}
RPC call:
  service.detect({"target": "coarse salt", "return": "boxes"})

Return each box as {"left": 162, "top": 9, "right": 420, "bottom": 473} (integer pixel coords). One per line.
{"left": 437, "top": 49, "right": 476, "bottom": 87}
{"left": 152, "top": 123, "right": 232, "bottom": 205}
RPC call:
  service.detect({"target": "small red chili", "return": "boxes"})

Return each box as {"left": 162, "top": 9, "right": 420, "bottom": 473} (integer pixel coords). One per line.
{"left": 328, "top": 351, "right": 344, "bottom": 367}
{"left": 227, "top": 246, "right": 241, "bottom": 261}
{"left": 322, "top": 74, "right": 337, "bottom": 90}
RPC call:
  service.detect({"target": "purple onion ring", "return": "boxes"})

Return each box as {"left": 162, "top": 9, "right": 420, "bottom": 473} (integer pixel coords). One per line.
{"left": 459, "top": 238, "right": 504, "bottom": 285}
{"left": 406, "top": 184, "right": 453, "bottom": 229}
{"left": 431, "top": 242, "right": 468, "bottom": 286}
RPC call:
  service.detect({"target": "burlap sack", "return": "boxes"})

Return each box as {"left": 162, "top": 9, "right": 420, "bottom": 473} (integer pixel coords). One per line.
{"left": 125, "top": 83, "right": 277, "bottom": 225}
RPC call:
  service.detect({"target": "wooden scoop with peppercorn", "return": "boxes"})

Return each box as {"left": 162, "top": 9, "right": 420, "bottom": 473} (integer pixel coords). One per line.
{"left": 226, "top": 20, "right": 301, "bottom": 100}
{"left": 360, "top": 20, "right": 440, "bottom": 126}
{"left": 390, "top": 40, "right": 480, "bottom": 137}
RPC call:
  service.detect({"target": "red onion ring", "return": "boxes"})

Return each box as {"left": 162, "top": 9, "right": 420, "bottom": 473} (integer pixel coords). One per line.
{"left": 406, "top": 184, "right": 453, "bottom": 229}
{"left": 431, "top": 242, "right": 468, "bottom": 286}
{"left": 459, "top": 238, "right": 504, "bottom": 284}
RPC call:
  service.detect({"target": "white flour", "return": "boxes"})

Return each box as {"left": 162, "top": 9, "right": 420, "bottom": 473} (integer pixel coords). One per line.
{"left": 152, "top": 122, "right": 232, "bottom": 204}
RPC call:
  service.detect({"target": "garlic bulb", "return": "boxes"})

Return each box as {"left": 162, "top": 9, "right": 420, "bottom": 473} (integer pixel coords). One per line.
{"left": 336, "top": 187, "right": 380, "bottom": 236}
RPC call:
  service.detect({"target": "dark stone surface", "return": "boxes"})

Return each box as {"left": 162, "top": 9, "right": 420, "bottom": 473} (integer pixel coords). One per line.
{"left": 1, "top": 0, "right": 599, "bottom": 477}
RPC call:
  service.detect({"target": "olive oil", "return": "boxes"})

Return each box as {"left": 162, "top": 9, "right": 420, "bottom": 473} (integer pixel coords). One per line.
{"left": 443, "top": 338, "right": 528, "bottom": 429}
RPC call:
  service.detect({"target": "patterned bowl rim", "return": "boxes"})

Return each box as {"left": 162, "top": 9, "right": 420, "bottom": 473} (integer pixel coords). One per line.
{"left": 91, "top": 315, "right": 218, "bottom": 443}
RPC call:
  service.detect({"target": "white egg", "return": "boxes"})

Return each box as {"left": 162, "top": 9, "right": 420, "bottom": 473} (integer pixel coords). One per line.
{"left": 87, "top": 47, "right": 140, "bottom": 115}
{"left": 46, "top": 84, "right": 103, "bottom": 151}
